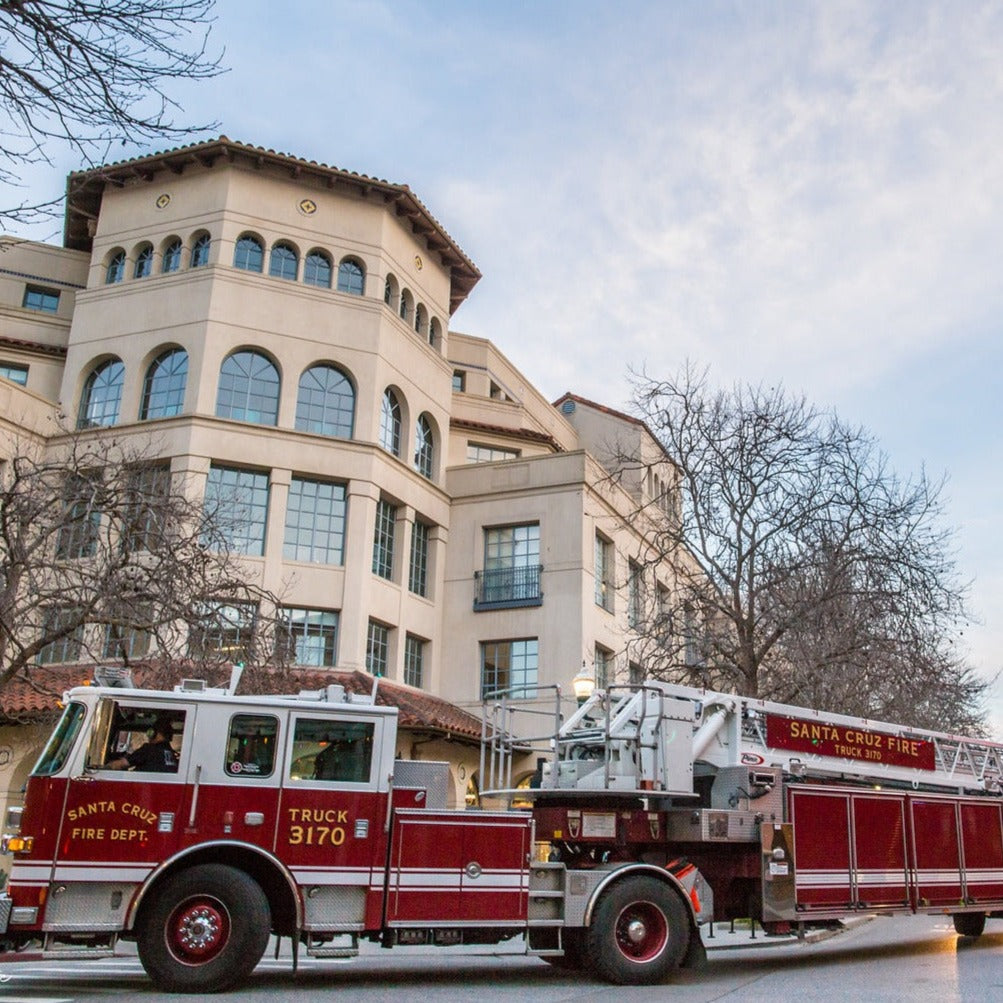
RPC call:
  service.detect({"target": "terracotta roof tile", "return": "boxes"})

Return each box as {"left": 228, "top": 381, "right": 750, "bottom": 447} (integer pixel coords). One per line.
{"left": 1, "top": 664, "right": 483, "bottom": 742}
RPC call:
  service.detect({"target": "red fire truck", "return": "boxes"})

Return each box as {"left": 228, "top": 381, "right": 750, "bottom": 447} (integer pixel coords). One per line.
{"left": 3, "top": 671, "right": 1003, "bottom": 993}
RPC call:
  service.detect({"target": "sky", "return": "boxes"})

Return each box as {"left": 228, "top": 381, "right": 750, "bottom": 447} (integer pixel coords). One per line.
{"left": 8, "top": 0, "right": 1003, "bottom": 730}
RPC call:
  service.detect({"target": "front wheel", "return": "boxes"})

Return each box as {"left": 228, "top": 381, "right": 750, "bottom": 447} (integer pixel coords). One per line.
{"left": 137, "top": 863, "right": 271, "bottom": 993}
{"left": 585, "top": 876, "right": 689, "bottom": 985}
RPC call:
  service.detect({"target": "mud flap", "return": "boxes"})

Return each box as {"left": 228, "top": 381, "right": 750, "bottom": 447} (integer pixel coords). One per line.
{"left": 680, "top": 925, "right": 707, "bottom": 969}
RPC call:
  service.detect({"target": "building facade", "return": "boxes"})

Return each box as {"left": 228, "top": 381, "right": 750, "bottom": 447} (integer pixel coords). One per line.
{"left": 0, "top": 138, "right": 689, "bottom": 810}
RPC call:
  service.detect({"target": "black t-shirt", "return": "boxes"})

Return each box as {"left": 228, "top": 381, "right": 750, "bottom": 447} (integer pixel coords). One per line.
{"left": 126, "top": 738, "right": 179, "bottom": 773}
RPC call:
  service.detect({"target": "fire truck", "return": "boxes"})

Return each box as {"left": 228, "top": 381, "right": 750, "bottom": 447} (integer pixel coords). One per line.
{"left": 3, "top": 670, "right": 1003, "bottom": 993}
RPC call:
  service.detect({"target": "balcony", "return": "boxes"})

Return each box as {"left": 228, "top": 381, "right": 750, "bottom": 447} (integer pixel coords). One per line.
{"left": 473, "top": 564, "right": 543, "bottom": 611}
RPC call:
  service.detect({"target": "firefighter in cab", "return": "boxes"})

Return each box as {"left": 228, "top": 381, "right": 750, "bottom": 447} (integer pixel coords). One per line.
{"left": 107, "top": 714, "right": 180, "bottom": 773}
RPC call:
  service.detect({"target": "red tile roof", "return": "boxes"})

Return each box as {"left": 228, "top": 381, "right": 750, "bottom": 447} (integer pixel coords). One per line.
{"left": 1, "top": 664, "right": 483, "bottom": 743}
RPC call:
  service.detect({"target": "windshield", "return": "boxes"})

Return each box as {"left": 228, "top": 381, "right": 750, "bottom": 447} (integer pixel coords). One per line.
{"left": 32, "top": 702, "right": 87, "bottom": 776}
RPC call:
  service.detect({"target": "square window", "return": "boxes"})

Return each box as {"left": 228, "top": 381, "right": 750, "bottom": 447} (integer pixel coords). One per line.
{"left": 22, "top": 285, "right": 59, "bottom": 313}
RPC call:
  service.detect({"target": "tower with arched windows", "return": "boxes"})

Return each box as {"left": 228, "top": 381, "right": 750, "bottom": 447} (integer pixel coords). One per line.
{"left": 1, "top": 138, "right": 693, "bottom": 811}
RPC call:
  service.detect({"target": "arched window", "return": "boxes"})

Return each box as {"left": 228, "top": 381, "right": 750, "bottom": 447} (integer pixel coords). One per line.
{"left": 78, "top": 359, "right": 125, "bottom": 428}
{"left": 216, "top": 350, "right": 280, "bottom": 425}
{"left": 429, "top": 317, "right": 442, "bottom": 349}
{"left": 162, "top": 239, "right": 183, "bottom": 273}
{"left": 414, "top": 303, "right": 428, "bottom": 337}
{"left": 304, "top": 250, "right": 332, "bottom": 288}
{"left": 337, "top": 258, "right": 365, "bottom": 296}
{"left": 414, "top": 414, "right": 434, "bottom": 479}
{"left": 269, "top": 242, "right": 298, "bottom": 281}
{"left": 296, "top": 365, "right": 354, "bottom": 438}
{"left": 384, "top": 274, "right": 398, "bottom": 309}
{"left": 379, "top": 388, "right": 402, "bottom": 456}
{"left": 141, "top": 348, "right": 189, "bottom": 419}
{"left": 233, "top": 234, "right": 264, "bottom": 272}
{"left": 134, "top": 244, "right": 153, "bottom": 279}
{"left": 399, "top": 288, "right": 413, "bottom": 324}
{"left": 190, "top": 233, "right": 211, "bottom": 267}
{"left": 105, "top": 250, "right": 126, "bottom": 284}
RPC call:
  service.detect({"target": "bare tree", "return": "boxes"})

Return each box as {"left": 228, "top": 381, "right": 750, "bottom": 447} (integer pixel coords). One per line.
{"left": 0, "top": 0, "right": 222, "bottom": 224}
{"left": 0, "top": 426, "right": 291, "bottom": 694}
{"left": 626, "top": 364, "right": 985, "bottom": 734}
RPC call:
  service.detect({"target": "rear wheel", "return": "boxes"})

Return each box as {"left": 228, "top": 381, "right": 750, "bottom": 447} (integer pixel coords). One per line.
{"left": 585, "top": 876, "right": 689, "bottom": 985}
{"left": 137, "top": 863, "right": 270, "bottom": 993}
{"left": 953, "top": 912, "right": 987, "bottom": 938}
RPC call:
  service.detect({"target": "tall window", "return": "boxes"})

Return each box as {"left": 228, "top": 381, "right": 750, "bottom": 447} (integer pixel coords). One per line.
{"left": 372, "top": 499, "right": 396, "bottom": 579}
{"left": 104, "top": 620, "right": 151, "bottom": 660}
{"left": 134, "top": 244, "right": 153, "bottom": 278}
{"left": 190, "top": 601, "right": 256, "bottom": 663}
{"left": 304, "top": 250, "right": 332, "bottom": 288}
{"left": 123, "top": 464, "right": 171, "bottom": 553}
{"left": 478, "top": 523, "right": 540, "bottom": 606}
{"left": 190, "top": 233, "right": 211, "bottom": 267}
{"left": 414, "top": 303, "right": 427, "bottom": 336}
{"left": 595, "top": 645, "right": 613, "bottom": 689}
{"left": 366, "top": 620, "right": 390, "bottom": 677}
{"left": 296, "top": 365, "right": 354, "bottom": 438}
{"left": 141, "top": 348, "right": 188, "bottom": 419}
{"left": 38, "top": 608, "right": 85, "bottom": 664}
{"left": 284, "top": 477, "right": 346, "bottom": 564}
{"left": 404, "top": 634, "right": 425, "bottom": 689}
{"left": 595, "top": 533, "right": 613, "bottom": 611}
{"left": 105, "top": 250, "right": 125, "bottom": 284}
{"left": 78, "top": 359, "right": 124, "bottom": 428}
{"left": 280, "top": 608, "right": 338, "bottom": 667}
{"left": 162, "top": 239, "right": 183, "bottom": 273}
{"left": 656, "top": 582, "right": 671, "bottom": 649}
{"left": 56, "top": 474, "right": 101, "bottom": 559}
{"left": 481, "top": 639, "right": 538, "bottom": 700}
{"left": 337, "top": 258, "right": 364, "bottom": 295}
{"left": 408, "top": 520, "right": 429, "bottom": 596}
{"left": 627, "top": 560, "right": 642, "bottom": 628}
{"left": 233, "top": 234, "right": 264, "bottom": 272}
{"left": 203, "top": 465, "right": 269, "bottom": 556}
{"left": 414, "top": 414, "right": 434, "bottom": 478}
{"left": 399, "top": 289, "right": 412, "bottom": 324}
{"left": 379, "top": 388, "right": 401, "bottom": 456}
{"left": 269, "top": 242, "right": 298, "bottom": 281}
{"left": 216, "top": 350, "right": 280, "bottom": 425}
{"left": 22, "top": 285, "right": 59, "bottom": 312}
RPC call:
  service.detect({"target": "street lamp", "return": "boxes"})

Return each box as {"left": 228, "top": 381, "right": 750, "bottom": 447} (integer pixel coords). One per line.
{"left": 572, "top": 664, "right": 595, "bottom": 705}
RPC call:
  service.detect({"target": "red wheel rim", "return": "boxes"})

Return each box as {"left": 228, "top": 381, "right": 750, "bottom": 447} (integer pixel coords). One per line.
{"left": 614, "top": 900, "right": 668, "bottom": 963}
{"left": 166, "top": 896, "right": 231, "bottom": 964}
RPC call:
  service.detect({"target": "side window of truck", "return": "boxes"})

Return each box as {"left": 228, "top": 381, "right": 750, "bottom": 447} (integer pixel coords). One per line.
{"left": 87, "top": 702, "right": 186, "bottom": 774}
{"left": 289, "top": 718, "right": 375, "bottom": 784}
{"left": 225, "top": 714, "right": 279, "bottom": 777}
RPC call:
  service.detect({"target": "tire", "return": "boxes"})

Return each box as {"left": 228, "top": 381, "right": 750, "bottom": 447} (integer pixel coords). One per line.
{"left": 137, "top": 863, "right": 271, "bottom": 993}
{"left": 953, "top": 912, "right": 987, "bottom": 938}
{"left": 585, "top": 876, "right": 689, "bottom": 985}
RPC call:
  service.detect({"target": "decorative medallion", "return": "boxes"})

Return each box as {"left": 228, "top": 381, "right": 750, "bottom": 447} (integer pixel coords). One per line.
{"left": 155, "top": 193, "right": 171, "bottom": 209}
{"left": 298, "top": 198, "right": 318, "bottom": 216}
{"left": 414, "top": 254, "right": 423, "bottom": 270}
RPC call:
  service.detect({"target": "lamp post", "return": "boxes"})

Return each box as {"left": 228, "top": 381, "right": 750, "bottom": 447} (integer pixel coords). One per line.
{"left": 572, "top": 664, "right": 595, "bottom": 706}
